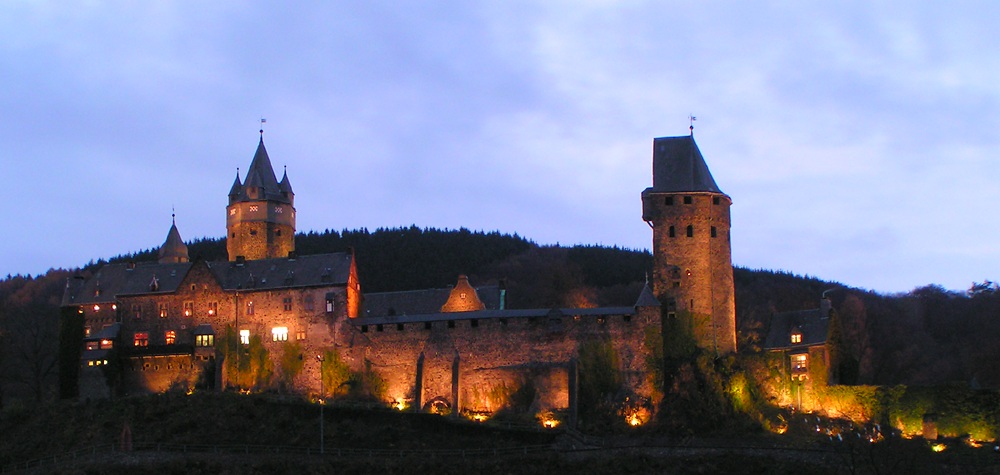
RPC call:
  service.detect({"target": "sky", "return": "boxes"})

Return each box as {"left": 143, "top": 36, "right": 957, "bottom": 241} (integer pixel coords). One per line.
{"left": 2, "top": 1, "right": 999, "bottom": 294}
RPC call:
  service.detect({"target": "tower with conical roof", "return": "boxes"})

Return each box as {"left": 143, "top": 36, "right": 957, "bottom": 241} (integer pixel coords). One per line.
{"left": 158, "top": 215, "right": 189, "bottom": 264}
{"left": 641, "top": 133, "right": 736, "bottom": 355}
{"left": 226, "top": 135, "right": 296, "bottom": 261}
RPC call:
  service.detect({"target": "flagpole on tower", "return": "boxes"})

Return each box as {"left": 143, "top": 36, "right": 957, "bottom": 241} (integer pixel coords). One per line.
{"left": 260, "top": 117, "right": 266, "bottom": 137}
{"left": 689, "top": 114, "right": 696, "bottom": 135}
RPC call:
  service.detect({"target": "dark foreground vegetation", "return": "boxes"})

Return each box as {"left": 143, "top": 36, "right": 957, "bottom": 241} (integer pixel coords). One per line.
{"left": 1, "top": 392, "right": 997, "bottom": 474}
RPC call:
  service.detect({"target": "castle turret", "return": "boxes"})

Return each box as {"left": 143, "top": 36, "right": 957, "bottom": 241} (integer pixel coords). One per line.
{"left": 226, "top": 136, "right": 296, "bottom": 261}
{"left": 641, "top": 134, "right": 736, "bottom": 355}
{"left": 158, "top": 216, "right": 189, "bottom": 264}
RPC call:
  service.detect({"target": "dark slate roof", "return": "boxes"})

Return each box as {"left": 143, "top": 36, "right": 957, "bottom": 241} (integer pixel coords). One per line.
{"left": 231, "top": 138, "right": 293, "bottom": 204}
{"left": 764, "top": 307, "right": 830, "bottom": 351}
{"left": 354, "top": 306, "right": 636, "bottom": 326}
{"left": 634, "top": 282, "right": 661, "bottom": 308}
{"left": 646, "top": 135, "right": 724, "bottom": 194}
{"left": 62, "top": 253, "right": 352, "bottom": 307}
{"left": 207, "top": 253, "right": 352, "bottom": 290}
{"left": 363, "top": 285, "right": 502, "bottom": 317}
{"left": 229, "top": 172, "right": 243, "bottom": 197}
{"left": 64, "top": 262, "right": 194, "bottom": 306}
{"left": 279, "top": 168, "right": 293, "bottom": 194}
{"left": 157, "top": 220, "right": 189, "bottom": 263}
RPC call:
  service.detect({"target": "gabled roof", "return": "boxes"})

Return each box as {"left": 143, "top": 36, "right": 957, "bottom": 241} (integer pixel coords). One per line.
{"left": 62, "top": 253, "right": 353, "bottom": 307}
{"left": 64, "top": 262, "right": 194, "bottom": 306}
{"left": 646, "top": 135, "right": 724, "bottom": 194}
{"left": 764, "top": 306, "right": 830, "bottom": 351}
{"left": 364, "top": 284, "right": 502, "bottom": 317}
{"left": 208, "top": 253, "right": 352, "bottom": 290}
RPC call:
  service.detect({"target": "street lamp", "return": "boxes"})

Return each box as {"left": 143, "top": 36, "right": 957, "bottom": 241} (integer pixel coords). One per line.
{"left": 317, "top": 353, "right": 325, "bottom": 454}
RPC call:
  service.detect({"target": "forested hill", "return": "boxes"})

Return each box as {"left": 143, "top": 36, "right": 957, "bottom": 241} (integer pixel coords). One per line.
{"left": 2, "top": 227, "right": 999, "bottom": 404}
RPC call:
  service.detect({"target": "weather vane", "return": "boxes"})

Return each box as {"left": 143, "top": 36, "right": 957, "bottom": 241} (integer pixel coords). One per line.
{"left": 259, "top": 117, "right": 267, "bottom": 136}
{"left": 689, "top": 114, "right": 697, "bottom": 135}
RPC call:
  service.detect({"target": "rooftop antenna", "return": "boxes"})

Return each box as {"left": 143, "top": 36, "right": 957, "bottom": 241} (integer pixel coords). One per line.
{"left": 689, "top": 114, "right": 696, "bottom": 135}
{"left": 259, "top": 117, "right": 266, "bottom": 137}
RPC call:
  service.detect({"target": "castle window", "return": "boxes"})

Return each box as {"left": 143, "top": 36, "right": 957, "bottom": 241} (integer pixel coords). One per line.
{"left": 165, "top": 330, "right": 176, "bottom": 345}
{"left": 424, "top": 322, "right": 432, "bottom": 330}
{"left": 207, "top": 302, "right": 218, "bottom": 316}
{"left": 713, "top": 196, "right": 720, "bottom": 205}
{"left": 276, "top": 230, "right": 282, "bottom": 237}
{"left": 246, "top": 301, "right": 254, "bottom": 315}
{"left": 249, "top": 230, "right": 257, "bottom": 236}
{"left": 447, "top": 320, "right": 455, "bottom": 329}
{"left": 597, "top": 316, "right": 606, "bottom": 324}
{"left": 249, "top": 205, "right": 258, "bottom": 212}
{"left": 683, "top": 196, "right": 692, "bottom": 204}
{"left": 86, "top": 341, "right": 99, "bottom": 351}
{"left": 296, "top": 330, "right": 306, "bottom": 341}
{"left": 470, "top": 319, "right": 479, "bottom": 328}
{"left": 325, "top": 294, "right": 335, "bottom": 313}
{"left": 672, "top": 281, "right": 680, "bottom": 288}
{"left": 397, "top": 323, "right": 404, "bottom": 331}
{"left": 669, "top": 226, "right": 675, "bottom": 238}
{"left": 131, "top": 304, "right": 142, "bottom": 319}
{"left": 665, "top": 196, "right": 673, "bottom": 205}
{"left": 195, "top": 334, "right": 215, "bottom": 347}
{"left": 499, "top": 318, "right": 508, "bottom": 326}
{"left": 376, "top": 324, "right": 384, "bottom": 332}
{"left": 686, "top": 225, "right": 693, "bottom": 237}
{"left": 791, "top": 353, "right": 808, "bottom": 375}
{"left": 100, "top": 339, "right": 114, "bottom": 349}
{"left": 134, "top": 332, "right": 148, "bottom": 347}
{"left": 304, "top": 295, "right": 315, "bottom": 311}
{"left": 283, "top": 297, "right": 293, "bottom": 312}
{"left": 158, "top": 303, "right": 168, "bottom": 318}
{"left": 272, "top": 327, "right": 288, "bottom": 342}
{"left": 190, "top": 284, "right": 196, "bottom": 291}
{"left": 711, "top": 226, "right": 717, "bottom": 238}
{"left": 791, "top": 332, "right": 802, "bottom": 344}
{"left": 84, "top": 326, "right": 91, "bottom": 337}
{"left": 623, "top": 314, "right": 631, "bottom": 323}
{"left": 239, "top": 329, "right": 250, "bottom": 345}
{"left": 361, "top": 325, "right": 368, "bottom": 333}
{"left": 183, "top": 301, "right": 194, "bottom": 317}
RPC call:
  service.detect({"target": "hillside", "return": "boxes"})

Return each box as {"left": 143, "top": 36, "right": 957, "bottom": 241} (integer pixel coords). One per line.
{"left": 1, "top": 227, "right": 999, "bottom": 405}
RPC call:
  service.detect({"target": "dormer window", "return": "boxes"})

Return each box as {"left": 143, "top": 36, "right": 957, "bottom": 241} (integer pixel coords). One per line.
{"left": 790, "top": 331, "right": 802, "bottom": 344}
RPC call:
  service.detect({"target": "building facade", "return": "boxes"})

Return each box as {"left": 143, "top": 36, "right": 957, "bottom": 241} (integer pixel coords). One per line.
{"left": 64, "top": 131, "right": 736, "bottom": 422}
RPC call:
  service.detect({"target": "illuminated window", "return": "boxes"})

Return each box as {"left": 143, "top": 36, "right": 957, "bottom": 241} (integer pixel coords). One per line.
{"left": 246, "top": 301, "right": 254, "bottom": 315}
{"left": 100, "top": 339, "right": 113, "bottom": 349}
{"left": 86, "top": 341, "right": 99, "bottom": 351}
{"left": 790, "top": 332, "right": 802, "bottom": 344}
{"left": 207, "top": 302, "right": 218, "bottom": 316}
{"left": 158, "top": 303, "right": 168, "bottom": 318}
{"left": 134, "top": 332, "right": 148, "bottom": 347}
{"left": 165, "top": 330, "right": 176, "bottom": 345}
{"left": 283, "top": 297, "right": 293, "bottom": 311}
{"left": 183, "top": 301, "right": 194, "bottom": 317}
{"left": 272, "top": 327, "right": 288, "bottom": 342}
{"left": 239, "top": 329, "right": 250, "bottom": 345}
{"left": 93, "top": 304, "right": 101, "bottom": 312}
{"left": 792, "top": 354, "right": 808, "bottom": 371}
{"left": 325, "top": 295, "right": 334, "bottom": 313}
{"left": 84, "top": 326, "right": 91, "bottom": 337}
{"left": 195, "top": 334, "right": 215, "bottom": 347}
{"left": 296, "top": 330, "right": 306, "bottom": 341}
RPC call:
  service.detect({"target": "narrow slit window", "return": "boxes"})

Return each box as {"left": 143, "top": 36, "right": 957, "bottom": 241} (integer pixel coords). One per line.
{"left": 686, "top": 225, "right": 693, "bottom": 237}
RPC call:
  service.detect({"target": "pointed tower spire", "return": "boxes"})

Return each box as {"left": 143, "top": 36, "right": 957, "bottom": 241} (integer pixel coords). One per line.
{"left": 158, "top": 214, "right": 189, "bottom": 264}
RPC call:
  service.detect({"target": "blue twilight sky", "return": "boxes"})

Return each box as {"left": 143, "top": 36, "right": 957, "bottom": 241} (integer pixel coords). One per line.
{"left": 1, "top": 2, "right": 998, "bottom": 294}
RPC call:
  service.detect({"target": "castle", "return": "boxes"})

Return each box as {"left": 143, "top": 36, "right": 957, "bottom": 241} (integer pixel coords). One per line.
{"left": 63, "top": 131, "right": 736, "bottom": 422}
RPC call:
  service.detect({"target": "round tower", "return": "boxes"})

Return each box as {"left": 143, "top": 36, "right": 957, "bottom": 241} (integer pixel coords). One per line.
{"left": 226, "top": 136, "right": 296, "bottom": 261}
{"left": 641, "top": 135, "right": 736, "bottom": 355}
